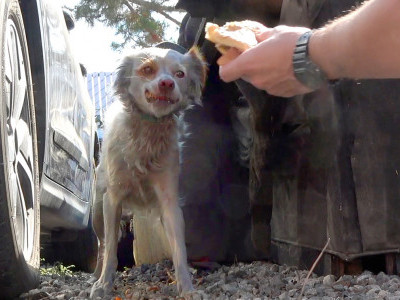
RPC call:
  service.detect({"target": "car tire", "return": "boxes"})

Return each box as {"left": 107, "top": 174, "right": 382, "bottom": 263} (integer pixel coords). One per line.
{"left": 0, "top": 0, "right": 40, "bottom": 298}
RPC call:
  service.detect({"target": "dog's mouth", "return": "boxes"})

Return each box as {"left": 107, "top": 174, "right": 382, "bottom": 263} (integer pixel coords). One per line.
{"left": 145, "top": 90, "right": 178, "bottom": 104}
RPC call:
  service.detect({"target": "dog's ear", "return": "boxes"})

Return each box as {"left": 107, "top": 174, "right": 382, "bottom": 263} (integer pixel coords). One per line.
{"left": 185, "top": 47, "right": 208, "bottom": 106}
{"left": 114, "top": 56, "right": 134, "bottom": 98}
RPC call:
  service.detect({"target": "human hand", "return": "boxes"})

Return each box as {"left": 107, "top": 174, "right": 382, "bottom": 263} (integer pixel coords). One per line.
{"left": 218, "top": 25, "right": 313, "bottom": 97}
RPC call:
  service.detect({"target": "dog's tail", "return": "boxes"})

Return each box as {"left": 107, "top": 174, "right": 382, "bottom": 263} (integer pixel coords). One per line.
{"left": 132, "top": 209, "right": 172, "bottom": 265}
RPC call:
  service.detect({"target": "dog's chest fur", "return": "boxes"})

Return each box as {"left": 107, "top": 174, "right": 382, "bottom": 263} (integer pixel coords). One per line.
{"left": 104, "top": 111, "right": 179, "bottom": 207}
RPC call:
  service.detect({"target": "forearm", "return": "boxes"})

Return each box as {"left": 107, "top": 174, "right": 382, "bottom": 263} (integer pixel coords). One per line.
{"left": 309, "top": 0, "right": 400, "bottom": 80}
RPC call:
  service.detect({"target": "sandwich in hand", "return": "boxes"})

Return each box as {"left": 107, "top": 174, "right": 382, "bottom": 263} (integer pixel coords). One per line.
{"left": 205, "top": 20, "right": 264, "bottom": 65}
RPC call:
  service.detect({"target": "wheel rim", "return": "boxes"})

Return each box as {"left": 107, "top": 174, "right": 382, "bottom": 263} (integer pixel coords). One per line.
{"left": 4, "top": 16, "right": 36, "bottom": 261}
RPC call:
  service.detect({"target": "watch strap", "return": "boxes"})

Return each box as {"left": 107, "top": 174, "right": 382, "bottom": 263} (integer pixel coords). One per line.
{"left": 293, "top": 30, "right": 327, "bottom": 90}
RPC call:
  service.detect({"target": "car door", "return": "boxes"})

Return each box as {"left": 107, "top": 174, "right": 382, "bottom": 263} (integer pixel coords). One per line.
{"left": 37, "top": 0, "right": 95, "bottom": 202}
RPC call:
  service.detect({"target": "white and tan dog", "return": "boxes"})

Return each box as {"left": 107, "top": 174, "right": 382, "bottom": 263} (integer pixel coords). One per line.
{"left": 90, "top": 47, "right": 207, "bottom": 298}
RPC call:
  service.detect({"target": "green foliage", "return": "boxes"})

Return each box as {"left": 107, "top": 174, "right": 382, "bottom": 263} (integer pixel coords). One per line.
{"left": 71, "top": 0, "right": 182, "bottom": 50}
{"left": 40, "top": 260, "right": 76, "bottom": 277}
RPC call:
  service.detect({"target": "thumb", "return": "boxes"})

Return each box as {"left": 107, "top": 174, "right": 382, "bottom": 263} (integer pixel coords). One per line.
{"left": 218, "top": 54, "right": 244, "bottom": 82}
{"left": 255, "top": 27, "right": 274, "bottom": 42}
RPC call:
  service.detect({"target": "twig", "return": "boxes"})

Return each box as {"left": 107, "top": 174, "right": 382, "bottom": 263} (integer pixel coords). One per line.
{"left": 166, "top": 269, "right": 176, "bottom": 285}
{"left": 297, "top": 238, "right": 330, "bottom": 300}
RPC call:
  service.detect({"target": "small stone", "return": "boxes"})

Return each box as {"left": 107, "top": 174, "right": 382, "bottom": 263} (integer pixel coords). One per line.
{"left": 388, "top": 283, "right": 399, "bottom": 293}
{"left": 349, "top": 284, "right": 365, "bottom": 293}
{"left": 356, "top": 274, "right": 371, "bottom": 285}
{"left": 366, "top": 287, "right": 380, "bottom": 296}
{"left": 31, "top": 289, "right": 51, "bottom": 299}
{"left": 376, "top": 272, "right": 389, "bottom": 283}
{"left": 140, "top": 263, "right": 150, "bottom": 273}
{"left": 270, "top": 264, "right": 279, "bottom": 273}
{"left": 390, "top": 277, "right": 400, "bottom": 284}
{"left": 332, "top": 284, "right": 345, "bottom": 291}
{"left": 377, "top": 290, "right": 390, "bottom": 298}
{"left": 161, "top": 285, "right": 176, "bottom": 296}
{"left": 325, "top": 290, "right": 339, "bottom": 298}
{"left": 348, "top": 295, "right": 364, "bottom": 300}
{"left": 288, "top": 289, "right": 298, "bottom": 297}
{"left": 278, "top": 292, "right": 287, "bottom": 299}
{"left": 304, "top": 288, "right": 317, "bottom": 296}
{"left": 316, "top": 285, "right": 326, "bottom": 296}
{"left": 270, "top": 275, "right": 285, "bottom": 289}
{"left": 341, "top": 274, "right": 353, "bottom": 281}
{"left": 368, "top": 277, "right": 377, "bottom": 285}
{"left": 389, "top": 278, "right": 400, "bottom": 287}
{"left": 252, "top": 287, "right": 260, "bottom": 295}
{"left": 323, "top": 275, "right": 336, "bottom": 286}
{"left": 40, "top": 281, "right": 50, "bottom": 287}
{"left": 78, "top": 290, "right": 89, "bottom": 297}
{"left": 40, "top": 286, "right": 55, "bottom": 294}
{"left": 21, "top": 289, "right": 51, "bottom": 300}
{"left": 61, "top": 285, "right": 70, "bottom": 291}
{"left": 368, "top": 284, "right": 382, "bottom": 291}
{"left": 221, "top": 283, "right": 238, "bottom": 295}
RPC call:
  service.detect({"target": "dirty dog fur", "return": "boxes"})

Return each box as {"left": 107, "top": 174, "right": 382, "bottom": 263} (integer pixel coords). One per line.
{"left": 90, "top": 47, "right": 207, "bottom": 298}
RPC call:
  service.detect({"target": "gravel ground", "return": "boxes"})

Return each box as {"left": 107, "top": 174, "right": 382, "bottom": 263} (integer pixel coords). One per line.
{"left": 19, "top": 259, "right": 400, "bottom": 300}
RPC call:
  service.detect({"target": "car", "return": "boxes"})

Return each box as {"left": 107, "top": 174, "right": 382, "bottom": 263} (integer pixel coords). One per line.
{"left": 0, "top": 0, "right": 98, "bottom": 298}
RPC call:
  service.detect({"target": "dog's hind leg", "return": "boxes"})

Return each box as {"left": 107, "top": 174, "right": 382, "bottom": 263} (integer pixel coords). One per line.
{"left": 90, "top": 191, "right": 122, "bottom": 298}
{"left": 151, "top": 171, "right": 194, "bottom": 296}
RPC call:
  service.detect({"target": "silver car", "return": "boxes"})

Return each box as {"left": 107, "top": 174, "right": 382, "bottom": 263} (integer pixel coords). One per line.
{"left": 0, "top": 0, "right": 98, "bottom": 297}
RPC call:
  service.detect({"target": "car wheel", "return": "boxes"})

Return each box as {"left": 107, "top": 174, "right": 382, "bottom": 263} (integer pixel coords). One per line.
{"left": 0, "top": 0, "right": 40, "bottom": 297}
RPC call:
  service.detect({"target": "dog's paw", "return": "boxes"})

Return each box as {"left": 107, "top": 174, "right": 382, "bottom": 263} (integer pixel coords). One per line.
{"left": 181, "top": 290, "right": 207, "bottom": 300}
{"left": 90, "top": 280, "right": 111, "bottom": 299}
{"left": 89, "top": 287, "right": 104, "bottom": 299}
{"left": 87, "top": 276, "right": 98, "bottom": 284}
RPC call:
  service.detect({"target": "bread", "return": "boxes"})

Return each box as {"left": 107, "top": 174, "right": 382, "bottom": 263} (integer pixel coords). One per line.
{"left": 205, "top": 21, "right": 262, "bottom": 54}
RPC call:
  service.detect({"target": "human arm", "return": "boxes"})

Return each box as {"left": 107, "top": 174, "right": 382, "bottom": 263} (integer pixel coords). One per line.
{"left": 218, "top": 0, "right": 400, "bottom": 97}
{"left": 309, "top": 0, "right": 400, "bottom": 80}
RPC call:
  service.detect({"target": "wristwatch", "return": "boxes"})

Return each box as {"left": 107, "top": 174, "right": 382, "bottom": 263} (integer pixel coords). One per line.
{"left": 292, "top": 30, "right": 327, "bottom": 90}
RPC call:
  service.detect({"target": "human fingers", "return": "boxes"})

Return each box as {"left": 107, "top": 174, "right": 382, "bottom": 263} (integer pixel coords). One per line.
{"left": 216, "top": 47, "right": 242, "bottom": 66}
{"left": 255, "top": 27, "right": 274, "bottom": 43}
{"left": 218, "top": 50, "right": 249, "bottom": 82}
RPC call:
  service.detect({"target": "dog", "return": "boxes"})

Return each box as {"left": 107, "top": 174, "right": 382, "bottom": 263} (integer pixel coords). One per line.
{"left": 90, "top": 46, "right": 207, "bottom": 298}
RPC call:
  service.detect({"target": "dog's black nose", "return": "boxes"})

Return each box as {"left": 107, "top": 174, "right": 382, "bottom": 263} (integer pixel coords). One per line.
{"left": 159, "top": 79, "right": 175, "bottom": 91}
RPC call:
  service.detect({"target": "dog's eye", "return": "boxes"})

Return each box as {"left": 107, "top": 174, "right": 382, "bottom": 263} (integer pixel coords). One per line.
{"left": 142, "top": 66, "right": 154, "bottom": 75}
{"left": 175, "top": 70, "right": 185, "bottom": 78}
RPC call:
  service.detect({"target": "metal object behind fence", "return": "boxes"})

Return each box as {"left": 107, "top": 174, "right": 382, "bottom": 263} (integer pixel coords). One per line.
{"left": 87, "top": 72, "right": 116, "bottom": 138}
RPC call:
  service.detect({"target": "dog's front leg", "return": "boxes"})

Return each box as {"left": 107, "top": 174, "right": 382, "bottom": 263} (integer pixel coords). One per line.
{"left": 90, "top": 185, "right": 106, "bottom": 283}
{"left": 90, "top": 191, "right": 122, "bottom": 298}
{"left": 151, "top": 170, "right": 194, "bottom": 296}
